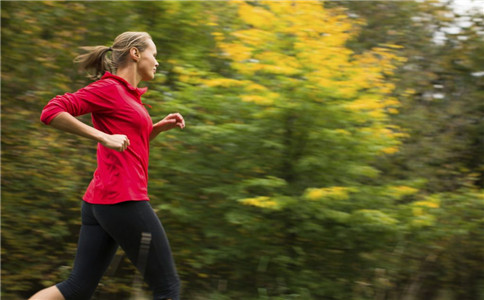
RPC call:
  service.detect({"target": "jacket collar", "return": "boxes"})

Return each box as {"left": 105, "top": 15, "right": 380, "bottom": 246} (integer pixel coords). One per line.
{"left": 101, "top": 72, "right": 148, "bottom": 98}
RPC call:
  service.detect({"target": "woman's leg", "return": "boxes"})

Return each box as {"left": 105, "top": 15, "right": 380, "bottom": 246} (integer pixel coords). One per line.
{"left": 29, "top": 285, "right": 64, "bottom": 300}
{"left": 92, "top": 201, "right": 180, "bottom": 300}
{"left": 31, "top": 202, "right": 119, "bottom": 300}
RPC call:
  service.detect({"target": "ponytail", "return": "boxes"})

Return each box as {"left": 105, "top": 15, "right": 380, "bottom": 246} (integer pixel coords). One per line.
{"left": 74, "top": 46, "right": 113, "bottom": 80}
{"left": 74, "top": 32, "right": 152, "bottom": 80}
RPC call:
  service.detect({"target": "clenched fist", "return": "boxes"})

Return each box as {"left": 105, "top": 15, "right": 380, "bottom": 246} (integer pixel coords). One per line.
{"left": 101, "top": 134, "right": 130, "bottom": 152}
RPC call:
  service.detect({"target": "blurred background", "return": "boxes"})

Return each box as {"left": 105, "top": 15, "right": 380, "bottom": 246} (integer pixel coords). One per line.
{"left": 1, "top": 1, "right": 483, "bottom": 299}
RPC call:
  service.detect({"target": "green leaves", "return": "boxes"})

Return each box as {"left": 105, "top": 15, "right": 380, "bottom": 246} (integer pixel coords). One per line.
{"left": 2, "top": 1, "right": 483, "bottom": 299}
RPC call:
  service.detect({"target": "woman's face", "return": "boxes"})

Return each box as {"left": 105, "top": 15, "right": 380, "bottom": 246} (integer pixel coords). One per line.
{"left": 137, "top": 39, "right": 159, "bottom": 81}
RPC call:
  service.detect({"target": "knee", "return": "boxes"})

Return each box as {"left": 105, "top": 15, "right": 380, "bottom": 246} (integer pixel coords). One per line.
{"left": 57, "top": 278, "right": 97, "bottom": 300}
{"left": 153, "top": 275, "right": 180, "bottom": 300}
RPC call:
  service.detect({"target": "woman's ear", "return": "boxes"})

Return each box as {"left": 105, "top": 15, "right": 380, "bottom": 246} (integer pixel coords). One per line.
{"left": 130, "top": 47, "right": 140, "bottom": 62}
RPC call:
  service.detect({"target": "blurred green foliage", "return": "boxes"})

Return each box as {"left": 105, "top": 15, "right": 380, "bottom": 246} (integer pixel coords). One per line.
{"left": 1, "top": 1, "right": 483, "bottom": 299}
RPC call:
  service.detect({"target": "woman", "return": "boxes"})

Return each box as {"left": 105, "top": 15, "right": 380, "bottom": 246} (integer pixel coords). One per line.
{"left": 29, "top": 32, "right": 183, "bottom": 300}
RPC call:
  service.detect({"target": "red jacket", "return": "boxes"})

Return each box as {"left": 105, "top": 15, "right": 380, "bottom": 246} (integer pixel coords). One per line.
{"left": 41, "top": 72, "right": 153, "bottom": 204}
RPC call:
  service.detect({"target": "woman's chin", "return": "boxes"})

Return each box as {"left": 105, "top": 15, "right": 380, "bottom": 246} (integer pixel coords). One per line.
{"left": 143, "top": 73, "right": 155, "bottom": 81}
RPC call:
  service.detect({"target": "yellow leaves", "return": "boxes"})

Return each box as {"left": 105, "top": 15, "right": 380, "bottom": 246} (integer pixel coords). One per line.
{"left": 255, "top": 51, "right": 301, "bottom": 72}
{"left": 238, "top": 2, "right": 277, "bottom": 29}
{"left": 240, "top": 95, "right": 274, "bottom": 105}
{"left": 337, "top": 86, "right": 359, "bottom": 99}
{"left": 305, "top": 186, "right": 353, "bottom": 201}
{"left": 231, "top": 29, "right": 272, "bottom": 47}
{"left": 359, "top": 126, "right": 401, "bottom": 140}
{"left": 229, "top": 62, "right": 259, "bottom": 76}
{"left": 354, "top": 209, "right": 398, "bottom": 226}
{"left": 201, "top": 77, "right": 279, "bottom": 105}
{"left": 162, "top": 1, "right": 182, "bottom": 16}
{"left": 403, "top": 88, "right": 417, "bottom": 96}
{"left": 206, "top": 0, "right": 404, "bottom": 143}
{"left": 239, "top": 196, "right": 279, "bottom": 209}
{"left": 356, "top": 126, "right": 406, "bottom": 155}
{"left": 254, "top": 63, "right": 300, "bottom": 76}
{"left": 306, "top": 189, "right": 324, "bottom": 200}
{"left": 413, "top": 195, "right": 441, "bottom": 209}
{"left": 265, "top": 1, "right": 350, "bottom": 44}
{"left": 197, "top": 273, "right": 209, "bottom": 278}
{"left": 413, "top": 201, "right": 440, "bottom": 209}
{"left": 203, "top": 78, "right": 245, "bottom": 88}
{"left": 241, "top": 91, "right": 280, "bottom": 105}
{"left": 346, "top": 95, "right": 385, "bottom": 111}
{"left": 172, "top": 64, "right": 205, "bottom": 84}
{"left": 262, "top": 0, "right": 296, "bottom": 15}
{"left": 211, "top": 32, "right": 224, "bottom": 42}
{"left": 380, "top": 147, "right": 398, "bottom": 154}
{"left": 334, "top": 129, "right": 351, "bottom": 136}
{"left": 387, "top": 125, "right": 410, "bottom": 139}
{"left": 210, "top": 0, "right": 402, "bottom": 104}
{"left": 245, "top": 83, "right": 268, "bottom": 92}
{"left": 205, "top": 13, "right": 219, "bottom": 27}
{"left": 353, "top": 50, "right": 399, "bottom": 79}
{"left": 409, "top": 195, "right": 440, "bottom": 227}
{"left": 412, "top": 207, "right": 425, "bottom": 216}
{"left": 379, "top": 83, "right": 397, "bottom": 95}
{"left": 295, "top": 41, "right": 353, "bottom": 70}
{"left": 369, "top": 47, "right": 403, "bottom": 76}
{"left": 381, "top": 43, "right": 404, "bottom": 49}
{"left": 306, "top": 189, "right": 325, "bottom": 201}
{"left": 219, "top": 42, "right": 253, "bottom": 62}
{"left": 331, "top": 122, "right": 404, "bottom": 158}
{"left": 221, "top": 1, "right": 360, "bottom": 74}
{"left": 387, "top": 186, "right": 419, "bottom": 198}
{"left": 410, "top": 217, "right": 435, "bottom": 227}
{"left": 349, "top": 165, "right": 381, "bottom": 178}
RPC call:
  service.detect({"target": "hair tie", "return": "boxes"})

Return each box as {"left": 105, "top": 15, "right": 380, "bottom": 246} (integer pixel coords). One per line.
{"left": 108, "top": 46, "right": 113, "bottom": 51}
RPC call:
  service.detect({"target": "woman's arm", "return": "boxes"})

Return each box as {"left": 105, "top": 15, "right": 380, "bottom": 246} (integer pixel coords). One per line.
{"left": 150, "top": 113, "right": 185, "bottom": 141}
{"left": 49, "top": 112, "right": 130, "bottom": 152}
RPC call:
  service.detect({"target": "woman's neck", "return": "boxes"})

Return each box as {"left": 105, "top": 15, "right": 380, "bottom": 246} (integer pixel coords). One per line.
{"left": 115, "top": 66, "right": 140, "bottom": 88}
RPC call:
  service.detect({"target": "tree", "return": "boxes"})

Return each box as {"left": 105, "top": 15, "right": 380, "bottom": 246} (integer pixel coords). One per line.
{"left": 327, "top": 1, "right": 484, "bottom": 298}
{"left": 1, "top": 1, "right": 212, "bottom": 298}
{"left": 147, "top": 1, "right": 410, "bottom": 298}
{"left": 2, "top": 1, "right": 482, "bottom": 299}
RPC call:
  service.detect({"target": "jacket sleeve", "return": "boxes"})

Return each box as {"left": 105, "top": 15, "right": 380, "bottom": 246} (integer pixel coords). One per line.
{"left": 40, "top": 81, "right": 116, "bottom": 125}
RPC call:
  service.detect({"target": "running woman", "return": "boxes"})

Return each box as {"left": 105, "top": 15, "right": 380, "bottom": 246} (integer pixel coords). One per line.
{"left": 29, "top": 31, "right": 183, "bottom": 300}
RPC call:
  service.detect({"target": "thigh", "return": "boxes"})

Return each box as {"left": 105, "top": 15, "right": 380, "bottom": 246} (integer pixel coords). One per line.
{"left": 57, "top": 202, "right": 119, "bottom": 300}
{"left": 92, "top": 201, "right": 179, "bottom": 292}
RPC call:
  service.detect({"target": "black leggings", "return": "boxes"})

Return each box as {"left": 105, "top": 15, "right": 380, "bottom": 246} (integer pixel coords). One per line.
{"left": 57, "top": 201, "right": 180, "bottom": 300}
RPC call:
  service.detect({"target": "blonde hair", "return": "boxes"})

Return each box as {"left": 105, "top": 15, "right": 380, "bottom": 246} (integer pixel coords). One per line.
{"left": 74, "top": 32, "right": 152, "bottom": 80}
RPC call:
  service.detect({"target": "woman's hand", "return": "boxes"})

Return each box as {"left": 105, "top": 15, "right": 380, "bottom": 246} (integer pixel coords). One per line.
{"left": 153, "top": 113, "right": 185, "bottom": 132}
{"left": 100, "top": 133, "right": 130, "bottom": 152}
{"left": 150, "top": 113, "right": 185, "bottom": 142}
